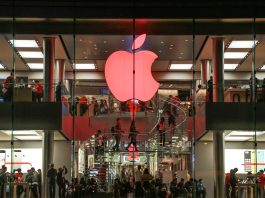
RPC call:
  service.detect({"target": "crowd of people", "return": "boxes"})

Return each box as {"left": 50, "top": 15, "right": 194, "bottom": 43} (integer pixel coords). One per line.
{"left": 112, "top": 165, "right": 206, "bottom": 198}
{"left": 0, "top": 163, "right": 68, "bottom": 198}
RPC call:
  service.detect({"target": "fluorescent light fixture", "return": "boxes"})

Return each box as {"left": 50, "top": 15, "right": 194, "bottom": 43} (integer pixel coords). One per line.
{"left": 75, "top": 63, "right": 96, "bottom": 70}
{"left": 170, "top": 64, "right": 192, "bottom": 70}
{"left": 14, "top": 136, "right": 42, "bottom": 140}
{"left": 225, "top": 136, "right": 250, "bottom": 141}
{"left": 230, "top": 131, "right": 265, "bottom": 136}
{"left": 10, "top": 40, "right": 38, "bottom": 48}
{"left": 228, "top": 41, "right": 258, "bottom": 48}
{"left": 224, "top": 52, "right": 248, "bottom": 59}
{"left": 2, "top": 130, "right": 38, "bottom": 135}
{"left": 0, "top": 63, "right": 4, "bottom": 69}
{"left": 28, "top": 63, "right": 43, "bottom": 69}
{"left": 224, "top": 64, "right": 238, "bottom": 70}
{"left": 19, "top": 51, "right": 43, "bottom": 58}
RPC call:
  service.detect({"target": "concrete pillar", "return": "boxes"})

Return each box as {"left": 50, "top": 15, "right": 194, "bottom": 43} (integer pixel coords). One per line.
{"left": 42, "top": 37, "right": 55, "bottom": 198}
{"left": 55, "top": 59, "right": 65, "bottom": 84}
{"left": 212, "top": 37, "right": 225, "bottom": 198}
{"left": 201, "top": 59, "right": 211, "bottom": 86}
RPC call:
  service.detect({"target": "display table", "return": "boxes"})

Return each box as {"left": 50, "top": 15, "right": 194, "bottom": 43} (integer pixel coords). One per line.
{"left": 14, "top": 87, "right": 32, "bottom": 102}
{"left": 237, "top": 183, "right": 255, "bottom": 198}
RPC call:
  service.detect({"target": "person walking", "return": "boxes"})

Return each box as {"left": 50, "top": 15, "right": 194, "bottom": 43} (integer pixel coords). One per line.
{"left": 37, "top": 169, "right": 42, "bottom": 198}
{"left": 230, "top": 168, "right": 238, "bottom": 198}
{"left": 3, "top": 71, "right": 14, "bottom": 102}
{"left": 135, "top": 165, "right": 143, "bottom": 198}
{"left": 35, "top": 80, "right": 43, "bottom": 102}
{"left": 47, "top": 163, "right": 57, "bottom": 198}
{"left": 207, "top": 76, "right": 213, "bottom": 102}
{"left": 113, "top": 118, "right": 124, "bottom": 151}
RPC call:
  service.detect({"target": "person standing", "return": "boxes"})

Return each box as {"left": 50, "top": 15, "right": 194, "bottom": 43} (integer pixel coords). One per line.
{"left": 15, "top": 168, "right": 24, "bottom": 198}
{"left": 158, "top": 117, "right": 166, "bottom": 146}
{"left": 37, "top": 169, "right": 42, "bottom": 198}
{"left": 262, "top": 78, "right": 265, "bottom": 102}
{"left": 207, "top": 76, "right": 213, "bottom": 102}
{"left": 3, "top": 71, "right": 14, "bottom": 102}
{"left": 0, "top": 166, "right": 7, "bottom": 198}
{"left": 35, "top": 80, "right": 43, "bottom": 102}
{"left": 113, "top": 118, "right": 124, "bottom": 151}
{"left": 230, "top": 167, "right": 238, "bottom": 198}
{"left": 166, "top": 110, "right": 176, "bottom": 135}
{"left": 225, "top": 169, "right": 233, "bottom": 198}
{"left": 31, "top": 167, "right": 39, "bottom": 198}
{"left": 128, "top": 120, "right": 138, "bottom": 149}
{"left": 135, "top": 165, "right": 143, "bottom": 198}
{"left": 57, "top": 168, "right": 64, "bottom": 198}
{"left": 55, "top": 81, "right": 62, "bottom": 102}
{"left": 258, "top": 169, "right": 265, "bottom": 198}
{"left": 197, "top": 179, "right": 206, "bottom": 198}
{"left": 47, "top": 163, "right": 57, "bottom": 198}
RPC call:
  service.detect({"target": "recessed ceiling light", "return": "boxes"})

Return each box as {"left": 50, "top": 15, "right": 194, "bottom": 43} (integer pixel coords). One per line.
{"left": 82, "top": 51, "right": 86, "bottom": 54}
{"left": 170, "top": 44, "right": 174, "bottom": 47}
{"left": 104, "top": 50, "right": 108, "bottom": 53}
{"left": 224, "top": 52, "right": 248, "bottom": 59}
{"left": 180, "top": 52, "right": 184, "bottom": 55}
{"left": 84, "top": 56, "right": 87, "bottom": 59}
{"left": 160, "top": 41, "right": 164, "bottom": 44}
{"left": 224, "top": 64, "right": 238, "bottom": 70}
{"left": 230, "top": 131, "right": 265, "bottom": 136}
{"left": 159, "top": 50, "right": 162, "bottom": 53}
{"left": 228, "top": 40, "right": 258, "bottom": 48}
{"left": 75, "top": 63, "right": 96, "bottom": 70}
{"left": 0, "top": 63, "right": 5, "bottom": 69}
{"left": 9, "top": 40, "right": 38, "bottom": 48}
{"left": 94, "top": 48, "right": 98, "bottom": 50}
{"left": 121, "top": 39, "right": 125, "bottom": 42}
{"left": 94, "top": 44, "right": 97, "bottom": 47}
{"left": 103, "top": 41, "right": 107, "bottom": 44}
{"left": 170, "top": 64, "right": 192, "bottom": 70}
{"left": 28, "top": 63, "right": 43, "bottom": 69}
{"left": 79, "top": 39, "right": 83, "bottom": 42}
{"left": 19, "top": 51, "right": 43, "bottom": 58}
{"left": 185, "top": 39, "right": 189, "bottom": 42}
{"left": 178, "top": 57, "right": 182, "bottom": 59}
{"left": 14, "top": 136, "right": 42, "bottom": 140}
{"left": 169, "top": 48, "right": 173, "bottom": 50}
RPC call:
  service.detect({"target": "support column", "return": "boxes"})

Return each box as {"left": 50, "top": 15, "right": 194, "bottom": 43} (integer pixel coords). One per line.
{"left": 55, "top": 59, "right": 65, "bottom": 84}
{"left": 42, "top": 37, "right": 55, "bottom": 198}
{"left": 201, "top": 59, "right": 211, "bottom": 86}
{"left": 212, "top": 37, "right": 225, "bottom": 198}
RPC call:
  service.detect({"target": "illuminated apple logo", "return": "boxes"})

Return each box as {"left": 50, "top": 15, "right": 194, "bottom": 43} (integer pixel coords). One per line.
{"left": 105, "top": 34, "right": 159, "bottom": 102}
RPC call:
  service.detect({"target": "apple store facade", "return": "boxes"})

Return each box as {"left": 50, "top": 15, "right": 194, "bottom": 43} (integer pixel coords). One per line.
{"left": 1, "top": 1, "right": 265, "bottom": 197}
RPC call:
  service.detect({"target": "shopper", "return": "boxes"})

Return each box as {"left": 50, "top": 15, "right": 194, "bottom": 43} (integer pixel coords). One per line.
{"left": 57, "top": 167, "right": 65, "bottom": 198}
{"left": 258, "top": 169, "right": 265, "bottom": 198}
{"left": 37, "top": 169, "right": 42, "bottom": 198}
{"left": 14, "top": 168, "right": 24, "bottom": 198}
{"left": 3, "top": 71, "right": 14, "bottom": 102}
{"left": 207, "top": 76, "right": 213, "bottom": 102}
{"left": 135, "top": 165, "right": 143, "bottom": 197}
{"left": 225, "top": 169, "right": 233, "bottom": 198}
{"left": 128, "top": 120, "right": 138, "bottom": 149}
{"left": 79, "top": 96, "right": 88, "bottom": 116}
{"left": 166, "top": 110, "right": 176, "bottom": 135}
{"left": 47, "top": 163, "right": 57, "bottom": 198}
{"left": 141, "top": 168, "right": 153, "bottom": 196}
{"left": 31, "top": 167, "right": 39, "bottom": 198}
{"left": 35, "top": 80, "right": 43, "bottom": 102}
{"left": 197, "top": 179, "right": 206, "bottom": 198}
{"left": 0, "top": 165, "right": 7, "bottom": 198}
{"left": 262, "top": 78, "right": 265, "bottom": 102}
{"left": 55, "top": 81, "right": 62, "bottom": 102}
{"left": 113, "top": 118, "right": 124, "bottom": 151}
{"left": 230, "top": 167, "right": 238, "bottom": 198}
{"left": 157, "top": 117, "right": 166, "bottom": 146}
{"left": 249, "top": 76, "right": 259, "bottom": 102}
{"left": 170, "top": 175, "right": 178, "bottom": 197}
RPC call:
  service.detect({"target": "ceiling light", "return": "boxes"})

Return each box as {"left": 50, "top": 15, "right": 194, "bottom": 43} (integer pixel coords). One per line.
{"left": 228, "top": 40, "right": 258, "bottom": 48}
{"left": 104, "top": 50, "right": 108, "bottom": 53}
{"left": 185, "top": 39, "right": 189, "bottom": 42}
{"left": 28, "top": 63, "right": 43, "bottom": 69}
{"left": 103, "top": 41, "right": 107, "bottom": 44}
{"left": 9, "top": 40, "right": 38, "bottom": 48}
{"left": 169, "top": 48, "right": 173, "bottom": 50}
{"left": 159, "top": 50, "right": 162, "bottom": 53}
{"left": 224, "top": 52, "right": 248, "bottom": 59}
{"left": 121, "top": 40, "right": 125, "bottom": 42}
{"left": 160, "top": 41, "right": 164, "bottom": 44}
{"left": 75, "top": 63, "right": 96, "bottom": 70}
{"left": 170, "top": 64, "right": 192, "bottom": 70}
{"left": 225, "top": 136, "right": 250, "bottom": 141}
{"left": 224, "top": 64, "right": 238, "bottom": 70}
{"left": 180, "top": 52, "right": 184, "bottom": 55}
{"left": 230, "top": 131, "right": 265, "bottom": 136}
{"left": 14, "top": 136, "right": 42, "bottom": 140}
{"left": 178, "top": 57, "right": 182, "bottom": 59}
{"left": 170, "top": 44, "right": 174, "bottom": 47}
{"left": 19, "top": 51, "right": 43, "bottom": 58}
{"left": 0, "top": 63, "right": 4, "bottom": 69}
{"left": 79, "top": 39, "right": 82, "bottom": 42}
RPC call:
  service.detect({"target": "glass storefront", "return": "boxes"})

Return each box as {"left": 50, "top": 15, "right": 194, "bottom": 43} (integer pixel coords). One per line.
{"left": 0, "top": 16, "right": 264, "bottom": 197}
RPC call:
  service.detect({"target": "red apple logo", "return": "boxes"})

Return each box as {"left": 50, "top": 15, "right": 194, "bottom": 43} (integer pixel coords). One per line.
{"left": 105, "top": 34, "right": 159, "bottom": 102}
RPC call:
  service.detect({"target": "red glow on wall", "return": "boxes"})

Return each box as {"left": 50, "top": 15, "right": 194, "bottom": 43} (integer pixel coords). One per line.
{"left": 105, "top": 34, "right": 159, "bottom": 102}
